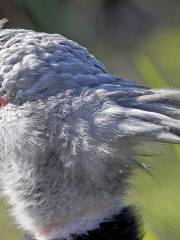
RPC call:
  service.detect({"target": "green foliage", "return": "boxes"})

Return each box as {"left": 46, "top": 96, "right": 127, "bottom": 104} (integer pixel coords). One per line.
{"left": 129, "top": 28, "right": 180, "bottom": 240}
{"left": 136, "top": 29, "right": 180, "bottom": 88}
{"left": 0, "top": 199, "right": 21, "bottom": 240}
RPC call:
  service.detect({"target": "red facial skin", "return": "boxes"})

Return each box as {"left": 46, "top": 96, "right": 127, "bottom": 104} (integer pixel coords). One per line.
{"left": 0, "top": 97, "right": 8, "bottom": 108}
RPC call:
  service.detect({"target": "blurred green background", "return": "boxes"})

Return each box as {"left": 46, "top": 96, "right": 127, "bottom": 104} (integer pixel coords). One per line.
{"left": 0, "top": 0, "right": 180, "bottom": 239}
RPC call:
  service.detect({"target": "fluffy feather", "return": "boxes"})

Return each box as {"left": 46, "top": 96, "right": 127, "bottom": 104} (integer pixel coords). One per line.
{"left": 0, "top": 28, "right": 179, "bottom": 240}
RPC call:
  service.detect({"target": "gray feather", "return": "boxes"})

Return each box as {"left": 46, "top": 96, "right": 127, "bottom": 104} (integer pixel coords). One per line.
{"left": 0, "top": 28, "right": 179, "bottom": 240}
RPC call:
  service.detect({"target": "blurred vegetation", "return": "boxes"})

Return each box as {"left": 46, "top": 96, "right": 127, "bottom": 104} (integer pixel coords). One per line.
{"left": 0, "top": 1, "right": 180, "bottom": 239}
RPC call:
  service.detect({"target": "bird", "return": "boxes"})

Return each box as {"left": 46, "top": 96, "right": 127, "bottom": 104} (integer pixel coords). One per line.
{"left": 0, "top": 26, "right": 180, "bottom": 240}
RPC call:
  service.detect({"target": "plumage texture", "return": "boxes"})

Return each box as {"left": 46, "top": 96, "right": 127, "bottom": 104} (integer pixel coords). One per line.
{"left": 72, "top": 207, "right": 143, "bottom": 240}
{"left": 22, "top": 207, "right": 143, "bottom": 240}
{"left": 0, "top": 28, "right": 180, "bottom": 240}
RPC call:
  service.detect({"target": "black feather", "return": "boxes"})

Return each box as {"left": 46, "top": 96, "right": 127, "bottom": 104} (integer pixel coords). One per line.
{"left": 22, "top": 207, "right": 144, "bottom": 240}
{"left": 71, "top": 206, "right": 144, "bottom": 240}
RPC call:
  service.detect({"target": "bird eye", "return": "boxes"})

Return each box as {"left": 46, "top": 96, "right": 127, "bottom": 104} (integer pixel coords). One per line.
{"left": 0, "top": 97, "right": 8, "bottom": 108}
